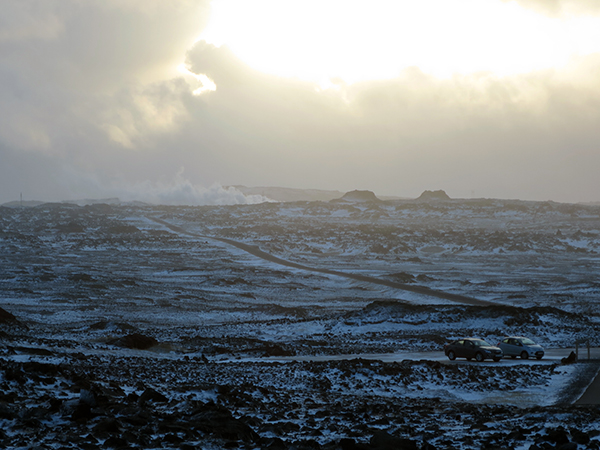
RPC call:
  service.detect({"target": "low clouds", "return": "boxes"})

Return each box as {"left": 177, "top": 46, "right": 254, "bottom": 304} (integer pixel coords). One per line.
{"left": 2, "top": 1, "right": 600, "bottom": 204}
{"left": 180, "top": 41, "right": 600, "bottom": 201}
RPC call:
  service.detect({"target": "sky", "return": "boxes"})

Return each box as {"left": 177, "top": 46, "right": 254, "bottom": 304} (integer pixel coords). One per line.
{"left": 2, "top": 0, "right": 600, "bottom": 205}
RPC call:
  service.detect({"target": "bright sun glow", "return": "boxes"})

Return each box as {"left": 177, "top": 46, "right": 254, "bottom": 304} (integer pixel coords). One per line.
{"left": 198, "top": 0, "right": 600, "bottom": 83}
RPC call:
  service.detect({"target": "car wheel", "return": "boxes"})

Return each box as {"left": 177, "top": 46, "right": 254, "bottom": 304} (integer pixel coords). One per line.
{"left": 493, "top": 358, "right": 501, "bottom": 362}
{"left": 521, "top": 351, "right": 529, "bottom": 360}
{"left": 447, "top": 350, "right": 456, "bottom": 361}
{"left": 475, "top": 352, "right": 484, "bottom": 362}
{"left": 536, "top": 355, "right": 543, "bottom": 360}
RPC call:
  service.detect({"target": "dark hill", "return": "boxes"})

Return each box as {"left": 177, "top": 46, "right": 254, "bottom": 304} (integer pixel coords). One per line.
{"left": 416, "top": 190, "right": 451, "bottom": 201}
{"left": 338, "top": 190, "right": 381, "bottom": 202}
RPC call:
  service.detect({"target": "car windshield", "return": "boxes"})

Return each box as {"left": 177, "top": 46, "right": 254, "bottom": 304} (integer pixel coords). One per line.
{"left": 520, "top": 338, "right": 536, "bottom": 345}
{"left": 472, "top": 339, "right": 491, "bottom": 347}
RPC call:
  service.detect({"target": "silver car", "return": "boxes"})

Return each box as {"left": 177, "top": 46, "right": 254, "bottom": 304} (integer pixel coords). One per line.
{"left": 498, "top": 336, "right": 544, "bottom": 360}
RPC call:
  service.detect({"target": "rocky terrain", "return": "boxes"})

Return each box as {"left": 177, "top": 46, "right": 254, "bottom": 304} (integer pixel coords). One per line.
{"left": 1, "top": 196, "right": 600, "bottom": 449}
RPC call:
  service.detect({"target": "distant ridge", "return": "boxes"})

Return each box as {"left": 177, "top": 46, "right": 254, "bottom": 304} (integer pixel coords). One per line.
{"left": 1, "top": 200, "right": 46, "bottom": 208}
{"left": 1, "top": 198, "right": 148, "bottom": 208}
{"left": 231, "top": 185, "right": 345, "bottom": 202}
{"left": 64, "top": 197, "right": 122, "bottom": 206}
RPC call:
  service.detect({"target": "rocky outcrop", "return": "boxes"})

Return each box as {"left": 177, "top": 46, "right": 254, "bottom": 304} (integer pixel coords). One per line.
{"left": 416, "top": 189, "right": 451, "bottom": 201}
{"left": 338, "top": 190, "right": 381, "bottom": 202}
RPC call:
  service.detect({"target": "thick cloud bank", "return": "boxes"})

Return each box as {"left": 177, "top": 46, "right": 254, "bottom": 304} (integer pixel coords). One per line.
{"left": 2, "top": 0, "right": 600, "bottom": 204}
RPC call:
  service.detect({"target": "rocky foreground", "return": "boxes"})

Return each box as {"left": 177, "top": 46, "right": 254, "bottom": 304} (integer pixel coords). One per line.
{"left": 2, "top": 322, "right": 600, "bottom": 450}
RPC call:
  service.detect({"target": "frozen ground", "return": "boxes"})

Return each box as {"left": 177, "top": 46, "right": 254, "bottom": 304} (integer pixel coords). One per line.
{"left": 1, "top": 197, "right": 600, "bottom": 449}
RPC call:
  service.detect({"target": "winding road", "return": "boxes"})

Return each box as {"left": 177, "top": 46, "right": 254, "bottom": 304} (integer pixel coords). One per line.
{"left": 148, "top": 216, "right": 493, "bottom": 306}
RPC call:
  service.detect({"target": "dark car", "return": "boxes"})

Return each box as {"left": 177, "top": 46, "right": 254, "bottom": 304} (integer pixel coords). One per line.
{"left": 444, "top": 338, "right": 503, "bottom": 362}
{"left": 498, "top": 336, "right": 544, "bottom": 360}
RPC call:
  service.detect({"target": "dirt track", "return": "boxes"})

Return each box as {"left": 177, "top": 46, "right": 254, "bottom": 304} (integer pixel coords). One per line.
{"left": 148, "top": 216, "right": 494, "bottom": 307}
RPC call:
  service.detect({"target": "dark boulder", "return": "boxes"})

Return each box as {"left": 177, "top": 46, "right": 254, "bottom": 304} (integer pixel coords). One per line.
{"left": 561, "top": 351, "right": 578, "bottom": 365}
{"left": 263, "top": 343, "right": 295, "bottom": 357}
{"left": 0, "top": 403, "right": 17, "bottom": 420}
{"left": 370, "top": 431, "right": 418, "bottom": 450}
{"left": 260, "top": 437, "right": 288, "bottom": 450}
{"left": 570, "top": 428, "right": 590, "bottom": 445}
{"left": 188, "top": 402, "right": 259, "bottom": 443}
{"left": 93, "top": 417, "right": 122, "bottom": 434}
{"left": 139, "top": 387, "right": 168, "bottom": 406}
{"left": 558, "top": 443, "right": 578, "bottom": 450}
{"left": 545, "top": 427, "right": 570, "bottom": 445}
{"left": 340, "top": 438, "right": 371, "bottom": 450}
{"left": 0, "top": 307, "right": 17, "bottom": 324}
{"left": 103, "top": 435, "right": 129, "bottom": 448}
{"left": 71, "top": 402, "right": 94, "bottom": 423}
{"left": 109, "top": 333, "right": 158, "bottom": 350}
{"left": 70, "top": 273, "right": 95, "bottom": 283}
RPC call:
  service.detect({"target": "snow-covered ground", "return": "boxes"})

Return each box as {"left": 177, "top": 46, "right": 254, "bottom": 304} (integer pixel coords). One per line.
{"left": 1, "top": 198, "right": 600, "bottom": 449}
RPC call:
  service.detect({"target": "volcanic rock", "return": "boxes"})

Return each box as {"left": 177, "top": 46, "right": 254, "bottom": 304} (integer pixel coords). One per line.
{"left": 561, "top": 351, "right": 578, "bottom": 365}
{"left": 188, "top": 402, "right": 259, "bottom": 443}
{"left": 262, "top": 343, "right": 295, "bottom": 357}
{"left": 545, "top": 427, "right": 570, "bottom": 445}
{"left": 109, "top": 333, "right": 158, "bottom": 350}
{"left": 416, "top": 190, "right": 451, "bottom": 201}
{"left": 139, "top": 387, "right": 168, "bottom": 406}
{"left": 338, "top": 190, "right": 381, "bottom": 202}
{"left": 370, "top": 431, "right": 418, "bottom": 450}
{"left": 570, "top": 428, "right": 590, "bottom": 445}
{"left": 0, "top": 307, "right": 17, "bottom": 324}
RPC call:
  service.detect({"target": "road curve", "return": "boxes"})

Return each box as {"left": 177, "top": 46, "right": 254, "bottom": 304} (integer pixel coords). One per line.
{"left": 574, "top": 362, "right": 600, "bottom": 405}
{"left": 148, "top": 216, "right": 494, "bottom": 306}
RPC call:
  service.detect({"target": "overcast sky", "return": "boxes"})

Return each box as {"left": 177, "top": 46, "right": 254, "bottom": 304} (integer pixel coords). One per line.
{"left": 2, "top": 0, "right": 600, "bottom": 205}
